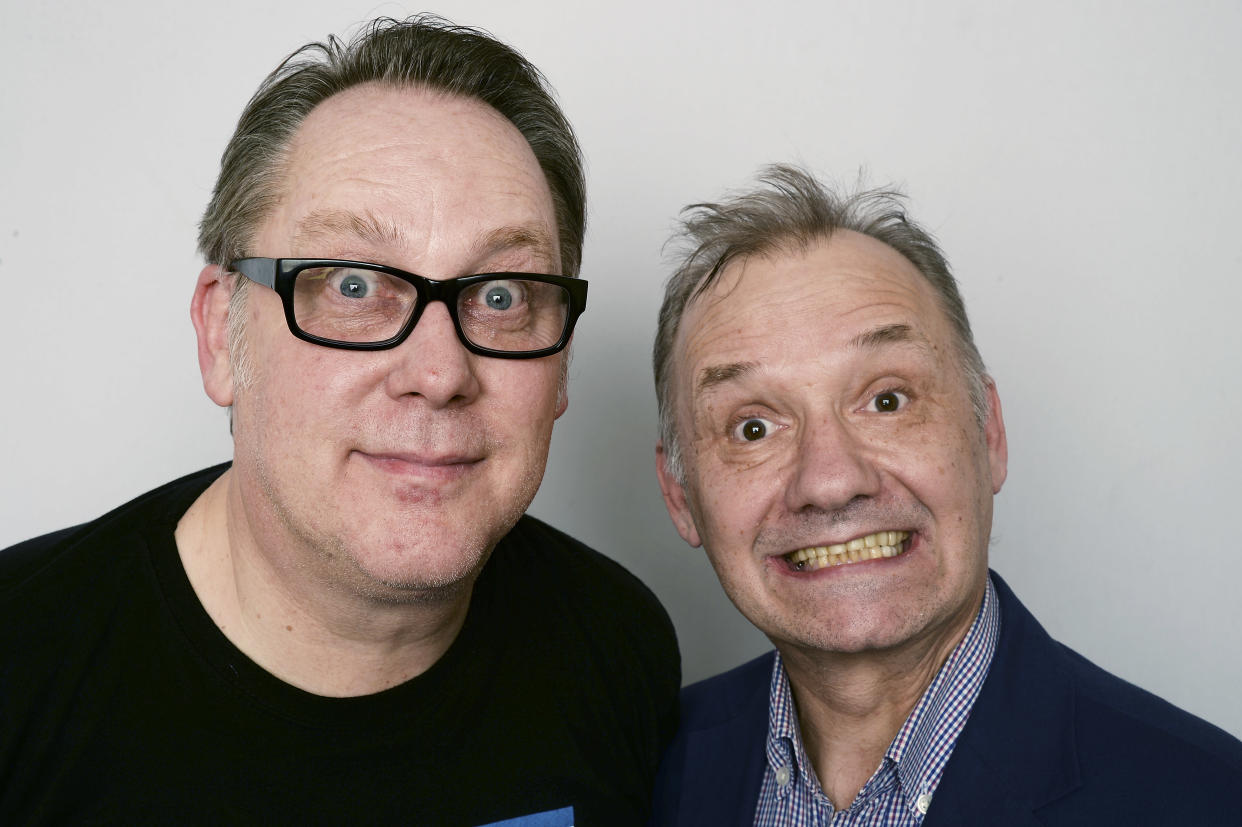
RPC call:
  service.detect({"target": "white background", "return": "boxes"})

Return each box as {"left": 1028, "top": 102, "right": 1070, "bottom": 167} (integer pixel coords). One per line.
{"left": 2, "top": 1, "right": 1239, "bottom": 738}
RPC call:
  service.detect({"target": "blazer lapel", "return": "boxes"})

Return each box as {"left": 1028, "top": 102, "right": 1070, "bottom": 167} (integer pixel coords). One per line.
{"left": 921, "top": 738, "right": 1046, "bottom": 827}
{"left": 656, "top": 652, "right": 772, "bottom": 827}
{"left": 923, "top": 572, "right": 1082, "bottom": 827}
{"left": 674, "top": 719, "right": 768, "bottom": 827}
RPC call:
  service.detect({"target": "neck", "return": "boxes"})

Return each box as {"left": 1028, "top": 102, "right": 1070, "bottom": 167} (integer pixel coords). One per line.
{"left": 175, "top": 469, "right": 474, "bottom": 697}
{"left": 777, "top": 602, "right": 981, "bottom": 810}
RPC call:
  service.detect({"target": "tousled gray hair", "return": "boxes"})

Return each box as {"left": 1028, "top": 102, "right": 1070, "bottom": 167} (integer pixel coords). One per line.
{"left": 654, "top": 164, "right": 988, "bottom": 482}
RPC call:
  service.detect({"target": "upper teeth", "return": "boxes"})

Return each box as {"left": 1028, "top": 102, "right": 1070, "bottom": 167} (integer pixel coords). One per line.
{"left": 786, "top": 531, "right": 910, "bottom": 568}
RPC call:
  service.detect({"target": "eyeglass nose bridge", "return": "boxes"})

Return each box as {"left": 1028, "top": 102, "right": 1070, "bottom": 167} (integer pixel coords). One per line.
{"left": 387, "top": 273, "right": 473, "bottom": 351}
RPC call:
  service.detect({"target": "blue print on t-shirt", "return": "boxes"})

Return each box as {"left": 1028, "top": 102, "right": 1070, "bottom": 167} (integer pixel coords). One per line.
{"left": 478, "top": 805, "right": 574, "bottom": 827}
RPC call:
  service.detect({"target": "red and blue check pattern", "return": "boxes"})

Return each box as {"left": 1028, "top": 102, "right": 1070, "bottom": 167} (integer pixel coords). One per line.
{"left": 753, "top": 576, "right": 1000, "bottom": 826}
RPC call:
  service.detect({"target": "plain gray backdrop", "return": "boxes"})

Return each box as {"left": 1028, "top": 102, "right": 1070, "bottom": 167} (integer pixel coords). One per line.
{"left": 3, "top": 1, "right": 1239, "bottom": 737}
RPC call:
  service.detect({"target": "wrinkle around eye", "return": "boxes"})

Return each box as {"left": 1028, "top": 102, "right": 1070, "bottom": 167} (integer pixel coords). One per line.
{"left": 731, "top": 415, "right": 778, "bottom": 442}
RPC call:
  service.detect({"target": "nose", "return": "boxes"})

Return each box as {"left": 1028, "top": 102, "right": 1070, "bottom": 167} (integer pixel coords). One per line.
{"left": 382, "top": 300, "right": 481, "bottom": 407}
{"left": 784, "top": 413, "right": 882, "bottom": 515}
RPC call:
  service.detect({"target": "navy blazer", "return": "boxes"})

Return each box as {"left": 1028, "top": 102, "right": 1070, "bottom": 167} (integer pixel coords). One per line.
{"left": 652, "top": 572, "right": 1242, "bottom": 826}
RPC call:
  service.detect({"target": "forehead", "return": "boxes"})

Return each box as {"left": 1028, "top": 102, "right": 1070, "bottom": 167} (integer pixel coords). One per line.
{"left": 261, "top": 82, "right": 557, "bottom": 263}
{"left": 675, "top": 231, "right": 956, "bottom": 387}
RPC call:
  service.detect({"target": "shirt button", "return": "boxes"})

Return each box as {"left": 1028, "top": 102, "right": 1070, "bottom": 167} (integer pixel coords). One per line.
{"left": 916, "top": 792, "right": 932, "bottom": 814}
{"left": 775, "top": 765, "right": 791, "bottom": 787}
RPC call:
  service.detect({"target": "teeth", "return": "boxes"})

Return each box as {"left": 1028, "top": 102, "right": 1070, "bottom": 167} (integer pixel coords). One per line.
{"left": 785, "top": 531, "right": 909, "bottom": 572}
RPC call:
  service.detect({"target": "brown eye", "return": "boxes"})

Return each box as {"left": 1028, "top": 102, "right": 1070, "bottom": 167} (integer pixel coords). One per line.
{"left": 734, "top": 418, "right": 771, "bottom": 441}
{"left": 872, "top": 391, "right": 907, "bottom": 413}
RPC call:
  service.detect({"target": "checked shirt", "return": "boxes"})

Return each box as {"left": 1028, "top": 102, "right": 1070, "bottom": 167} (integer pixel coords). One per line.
{"left": 752, "top": 576, "right": 1000, "bottom": 826}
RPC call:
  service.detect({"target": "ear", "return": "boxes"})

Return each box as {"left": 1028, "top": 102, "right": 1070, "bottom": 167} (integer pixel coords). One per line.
{"left": 191, "top": 264, "right": 235, "bottom": 408}
{"left": 983, "top": 378, "right": 1008, "bottom": 495}
{"left": 655, "top": 441, "right": 702, "bottom": 548}
{"left": 553, "top": 350, "right": 570, "bottom": 420}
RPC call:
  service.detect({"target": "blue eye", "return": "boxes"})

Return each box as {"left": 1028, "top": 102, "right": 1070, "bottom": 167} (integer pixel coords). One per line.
{"left": 485, "top": 284, "right": 514, "bottom": 310}
{"left": 339, "top": 274, "right": 369, "bottom": 298}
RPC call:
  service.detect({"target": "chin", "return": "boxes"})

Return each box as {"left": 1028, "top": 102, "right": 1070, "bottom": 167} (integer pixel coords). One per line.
{"left": 752, "top": 600, "right": 921, "bottom": 656}
{"left": 344, "top": 537, "right": 491, "bottom": 598}
{"left": 770, "top": 624, "right": 899, "bottom": 657}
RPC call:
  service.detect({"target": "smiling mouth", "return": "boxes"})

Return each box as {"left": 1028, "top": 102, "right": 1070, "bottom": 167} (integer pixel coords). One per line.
{"left": 357, "top": 450, "right": 483, "bottom": 479}
{"left": 783, "top": 531, "right": 911, "bottom": 572}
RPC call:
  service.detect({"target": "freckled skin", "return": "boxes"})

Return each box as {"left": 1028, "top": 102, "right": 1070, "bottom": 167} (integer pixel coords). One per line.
{"left": 658, "top": 231, "right": 1008, "bottom": 660}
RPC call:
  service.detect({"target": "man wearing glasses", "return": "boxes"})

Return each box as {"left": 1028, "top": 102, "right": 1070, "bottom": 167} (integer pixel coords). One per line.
{"left": 0, "top": 17, "right": 677, "bottom": 825}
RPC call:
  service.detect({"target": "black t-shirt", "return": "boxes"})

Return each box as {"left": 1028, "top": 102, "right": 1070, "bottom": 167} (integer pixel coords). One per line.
{"left": 0, "top": 465, "right": 680, "bottom": 825}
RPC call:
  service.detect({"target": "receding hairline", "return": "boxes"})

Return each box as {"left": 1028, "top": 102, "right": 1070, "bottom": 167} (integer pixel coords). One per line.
{"left": 263, "top": 81, "right": 563, "bottom": 272}
{"left": 677, "top": 232, "right": 941, "bottom": 391}
{"left": 199, "top": 15, "right": 588, "bottom": 282}
{"left": 267, "top": 82, "right": 562, "bottom": 265}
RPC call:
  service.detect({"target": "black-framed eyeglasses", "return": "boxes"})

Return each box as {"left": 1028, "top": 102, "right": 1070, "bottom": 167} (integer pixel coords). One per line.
{"left": 230, "top": 258, "right": 588, "bottom": 359}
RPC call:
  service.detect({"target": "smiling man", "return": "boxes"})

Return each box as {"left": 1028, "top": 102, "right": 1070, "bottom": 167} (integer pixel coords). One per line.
{"left": 649, "top": 165, "right": 1242, "bottom": 825}
{"left": 0, "top": 18, "right": 677, "bottom": 825}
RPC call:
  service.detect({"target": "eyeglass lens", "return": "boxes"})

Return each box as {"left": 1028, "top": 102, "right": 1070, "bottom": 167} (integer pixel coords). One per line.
{"left": 291, "top": 266, "right": 571, "bottom": 351}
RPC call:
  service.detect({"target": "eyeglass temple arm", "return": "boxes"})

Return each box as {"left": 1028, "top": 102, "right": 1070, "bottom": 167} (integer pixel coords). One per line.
{"left": 231, "top": 258, "right": 276, "bottom": 289}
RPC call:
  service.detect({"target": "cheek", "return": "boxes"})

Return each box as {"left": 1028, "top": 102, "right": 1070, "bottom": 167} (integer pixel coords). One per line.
{"left": 514, "top": 360, "right": 563, "bottom": 410}
{"left": 236, "top": 342, "right": 382, "bottom": 458}
{"left": 277, "top": 352, "right": 369, "bottom": 422}
{"left": 481, "top": 361, "right": 563, "bottom": 441}
{"left": 917, "top": 428, "right": 993, "bottom": 531}
{"left": 685, "top": 462, "right": 772, "bottom": 544}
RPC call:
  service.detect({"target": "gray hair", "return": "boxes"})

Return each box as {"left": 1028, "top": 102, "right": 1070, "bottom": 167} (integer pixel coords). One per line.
{"left": 654, "top": 164, "right": 988, "bottom": 482}
{"left": 198, "top": 15, "right": 585, "bottom": 276}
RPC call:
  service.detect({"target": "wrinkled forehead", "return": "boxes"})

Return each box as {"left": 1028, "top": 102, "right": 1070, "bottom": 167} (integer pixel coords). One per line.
{"left": 675, "top": 231, "right": 954, "bottom": 368}
{"left": 263, "top": 83, "right": 560, "bottom": 268}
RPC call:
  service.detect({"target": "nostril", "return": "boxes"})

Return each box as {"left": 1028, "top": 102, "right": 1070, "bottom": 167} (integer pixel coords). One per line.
{"left": 796, "top": 493, "right": 870, "bottom": 516}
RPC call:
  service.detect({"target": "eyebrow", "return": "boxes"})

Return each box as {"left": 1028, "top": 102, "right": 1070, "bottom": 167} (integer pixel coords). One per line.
{"left": 290, "top": 210, "right": 558, "bottom": 270}
{"left": 475, "top": 225, "right": 559, "bottom": 269}
{"left": 693, "top": 324, "right": 931, "bottom": 397}
{"left": 292, "top": 209, "right": 405, "bottom": 250}
{"left": 696, "top": 361, "right": 759, "bottom": 395}
{"left": 849, "top": 323, "right": 931, "bottom": 353}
